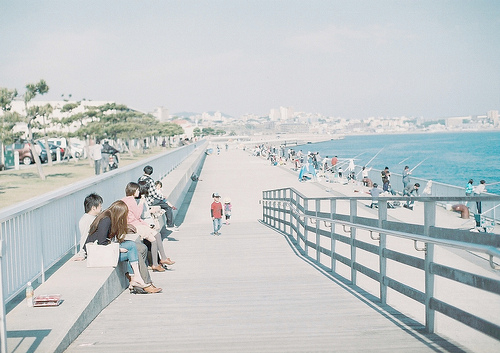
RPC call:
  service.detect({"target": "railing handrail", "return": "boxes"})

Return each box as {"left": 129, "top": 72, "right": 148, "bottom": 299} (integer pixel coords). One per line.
{"left": 284, "top": 201, "right": 500, "bottom": 269}
{"left": 264, "top": 187, "right": 500, "bottom": 203}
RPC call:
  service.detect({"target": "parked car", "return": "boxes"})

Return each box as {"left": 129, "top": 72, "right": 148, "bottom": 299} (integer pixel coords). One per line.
{"left": 69, "top": 140, "right": 86, "bottom": 159}
{"left": 47, "top": 138, "right": 67, "bottom": 157}
{"left": 35, "top": 141, "right": 63, "bottom": 163}
{"left": 11, "top": 141, "right": 34, "bottom": 165}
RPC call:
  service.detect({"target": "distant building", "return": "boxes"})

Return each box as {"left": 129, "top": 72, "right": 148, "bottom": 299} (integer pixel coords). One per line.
{"left": 488, "top": 110, "right": 499, "bottom": 127}
{"left": 279, "top": 106, "right": 294, "bottom": 121}
{"left": 269, "top": 108, "right": 281, "bottom": 121}
{"left": 155, "top": 107, "right": 170, "bottom": 122}
{"left": 446, "top": 116, "right": 469, "bottom": 128}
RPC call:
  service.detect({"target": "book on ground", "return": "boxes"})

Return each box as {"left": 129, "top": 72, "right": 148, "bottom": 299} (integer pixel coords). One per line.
{"left": 33, "top": 294, "right": 62, "bottom": 307}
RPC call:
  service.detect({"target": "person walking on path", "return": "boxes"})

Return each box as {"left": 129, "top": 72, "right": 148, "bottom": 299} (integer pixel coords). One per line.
{"left": 211, "top": 192, "right": 223, "bottom": 235}
{"left": 224, "top": 198, "right": 232, "bottom": 225}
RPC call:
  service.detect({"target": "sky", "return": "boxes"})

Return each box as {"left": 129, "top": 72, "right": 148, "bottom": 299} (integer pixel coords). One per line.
{"left": 1, "top": 1, "right": 500, "bottom": 119}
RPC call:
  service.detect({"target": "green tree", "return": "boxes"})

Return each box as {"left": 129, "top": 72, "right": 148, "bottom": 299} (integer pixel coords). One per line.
{"left": 193, "top": 127, "right": 202, "bottom": 137}
{"left": 202, "top": 127, "right": 215, "bottom": 135}
{"left": 74, "top": 104, "right": 184, "bottom": 156}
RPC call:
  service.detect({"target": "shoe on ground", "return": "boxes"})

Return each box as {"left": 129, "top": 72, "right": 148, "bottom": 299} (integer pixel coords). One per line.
{"left": 152, "top": 265, "right": 166, "bottom": 272}
{"left": 144, "top": 284, "right": 162, "bottom": 293}
{"left": 160, "top": 258, "right": 175, "bottom": 265}
{"left": 167, "top": 226, "right": 179, "bottom": 232}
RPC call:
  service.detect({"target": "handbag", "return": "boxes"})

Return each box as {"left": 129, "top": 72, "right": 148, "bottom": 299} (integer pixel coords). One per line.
{"left": 86, "top": 241, "right": 120, "bottom": 268}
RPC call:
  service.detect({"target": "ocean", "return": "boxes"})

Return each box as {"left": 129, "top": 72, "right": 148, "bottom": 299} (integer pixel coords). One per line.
{"left": 293, "top": 131, "right": 500, "bottom": 195}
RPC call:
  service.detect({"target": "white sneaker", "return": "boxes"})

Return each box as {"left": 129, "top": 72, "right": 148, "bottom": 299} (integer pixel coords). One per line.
{"left": 167, "top": 226, "right": 179, "bottom": 232}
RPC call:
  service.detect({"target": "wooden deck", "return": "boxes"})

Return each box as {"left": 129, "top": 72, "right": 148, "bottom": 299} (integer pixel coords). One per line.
{"left": 65, "top": 146, "right": 473, "bottom": 352}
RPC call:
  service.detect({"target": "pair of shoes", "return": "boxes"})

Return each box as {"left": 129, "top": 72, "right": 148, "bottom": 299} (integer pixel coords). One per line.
{"left": 152, "top": 265, "right": 166, "bottom": 272}
{"left": 143, "top": 284, "right": 162, "bottom": 293}
{"left": 160, "top": 258, "right": 175, "bottom": 265}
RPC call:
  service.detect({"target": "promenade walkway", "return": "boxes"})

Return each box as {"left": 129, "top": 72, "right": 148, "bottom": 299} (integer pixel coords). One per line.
{"left": 61, "top": 145, "right": 482, "bottom": 353}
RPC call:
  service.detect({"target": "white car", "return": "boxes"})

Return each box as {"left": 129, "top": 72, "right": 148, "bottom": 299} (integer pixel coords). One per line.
{"left": 70, "top": 141, "right": 86, "bottom": 159}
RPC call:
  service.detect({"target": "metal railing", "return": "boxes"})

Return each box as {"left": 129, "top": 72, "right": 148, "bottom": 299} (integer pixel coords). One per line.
{"left": 262, "top": 187, "right": 500, "bottom": 341}
{"left": 0, "top": 140, "right": 206, "bottom": 304}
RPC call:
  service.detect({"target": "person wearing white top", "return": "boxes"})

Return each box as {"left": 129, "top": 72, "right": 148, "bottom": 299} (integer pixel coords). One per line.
{"left": 90, "top": 140, "right": 102, "bottom": 175}
{"left": 474, "top": 180, "right": 487, "bottom": 214}
{"left": 75, "top": 193, "right": 103, "bottom": 260}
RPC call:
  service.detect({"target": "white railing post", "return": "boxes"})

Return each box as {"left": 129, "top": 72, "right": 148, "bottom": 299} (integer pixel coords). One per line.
{"left": 316, "top": 199, "right": 321, "bottom": 263}
{"left": 304, "top": 198, "right": 309, "bottom": 257}
{"left": 330, "top": 199, "right": 337, "bottom": 273}
{"left": 350, "top": 199, "right": 358, "bottom": 285}
{"left": 424, "top": 201, "right": 436, "bottom": 333}
{"left": 378, "top": 201, "right": 388, "bottom": 304}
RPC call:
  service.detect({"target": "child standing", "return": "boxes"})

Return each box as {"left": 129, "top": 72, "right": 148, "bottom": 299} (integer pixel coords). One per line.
{"left": 211, "top": 192, "right": 223, "bottom": 235}
{"left": 224, "top": 198, "right": 232, "bottom": 225}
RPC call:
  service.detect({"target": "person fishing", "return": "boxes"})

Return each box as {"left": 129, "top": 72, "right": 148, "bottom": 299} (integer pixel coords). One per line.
{"left": 403, "top": 166, "right": 411, "bottom": 189}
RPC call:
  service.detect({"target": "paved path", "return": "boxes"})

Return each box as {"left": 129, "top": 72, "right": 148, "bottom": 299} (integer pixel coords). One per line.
{"left": 65, "top": 147, "right": 472, "bottom": 352}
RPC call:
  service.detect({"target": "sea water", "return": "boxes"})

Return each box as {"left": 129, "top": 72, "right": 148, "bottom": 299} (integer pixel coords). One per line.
{"left": 294, "top": 131, "right": 500, "bottom": 195}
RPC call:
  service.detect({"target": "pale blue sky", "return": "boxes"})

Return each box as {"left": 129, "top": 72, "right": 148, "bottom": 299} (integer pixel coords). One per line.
{"left": 1, "top": 1, "right": 499, "bottom": 119}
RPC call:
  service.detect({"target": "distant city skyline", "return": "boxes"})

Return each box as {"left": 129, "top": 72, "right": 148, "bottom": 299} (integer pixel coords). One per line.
{"left": 1, "top": 1, "right": 499, "bottom": 120}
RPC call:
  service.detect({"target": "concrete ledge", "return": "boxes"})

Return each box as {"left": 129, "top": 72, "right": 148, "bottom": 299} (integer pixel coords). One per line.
{"left": 161, "top": 142, "right": 207, "bottom": 218}
{"left": 6, "top": 261, "right": 128, "bottom": 353}
{"left": 5, "top": 142, "right": 208, "bottom": 353}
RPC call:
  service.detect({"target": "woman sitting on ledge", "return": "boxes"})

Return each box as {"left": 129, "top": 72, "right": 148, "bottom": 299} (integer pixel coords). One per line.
{"left": 121, "top": 182, "right": 172, "bottom": 272}
{"left": 85, "top": 200, "right": 156, "bottom": 292}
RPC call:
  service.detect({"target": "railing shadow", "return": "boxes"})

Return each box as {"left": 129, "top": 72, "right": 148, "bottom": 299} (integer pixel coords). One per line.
{"left": 261, "top": 219, "right": 467, "bottom": 353}
{"left": 7, "top": 329, "right": 51, "bottom": 353}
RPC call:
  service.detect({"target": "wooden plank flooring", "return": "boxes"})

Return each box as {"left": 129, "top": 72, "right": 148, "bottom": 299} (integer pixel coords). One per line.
{"left": 65, "top": 147, "right": 471, "bottom": 353}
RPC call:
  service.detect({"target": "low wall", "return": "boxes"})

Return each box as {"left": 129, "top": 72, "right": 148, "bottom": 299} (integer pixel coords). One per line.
{"left": 4, "top": 140, "right": 208, "bottom": 353}
{"left": 0, "top": 140, "right": 206, "bottom": 304}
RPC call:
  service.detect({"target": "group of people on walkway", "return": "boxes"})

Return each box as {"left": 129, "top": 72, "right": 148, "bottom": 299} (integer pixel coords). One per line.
{"left": 210, "top": 192, "right": 232, "bottom": 235}
{"left": 77, "top": 165, "right": 179, "bottom": 294}
{"left": 89, "top": 139, "right": 120, "bottom": 175}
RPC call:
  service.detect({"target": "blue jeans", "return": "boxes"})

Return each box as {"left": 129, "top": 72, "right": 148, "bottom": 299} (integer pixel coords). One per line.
{"left": 213, "top": 218, "right": 222, "bottom": 233}
{"left": 152, "top": 199, "right": 174, "bottom": 227}
{"left": 119, "top": 240, "right": 139, "bottom": 274}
